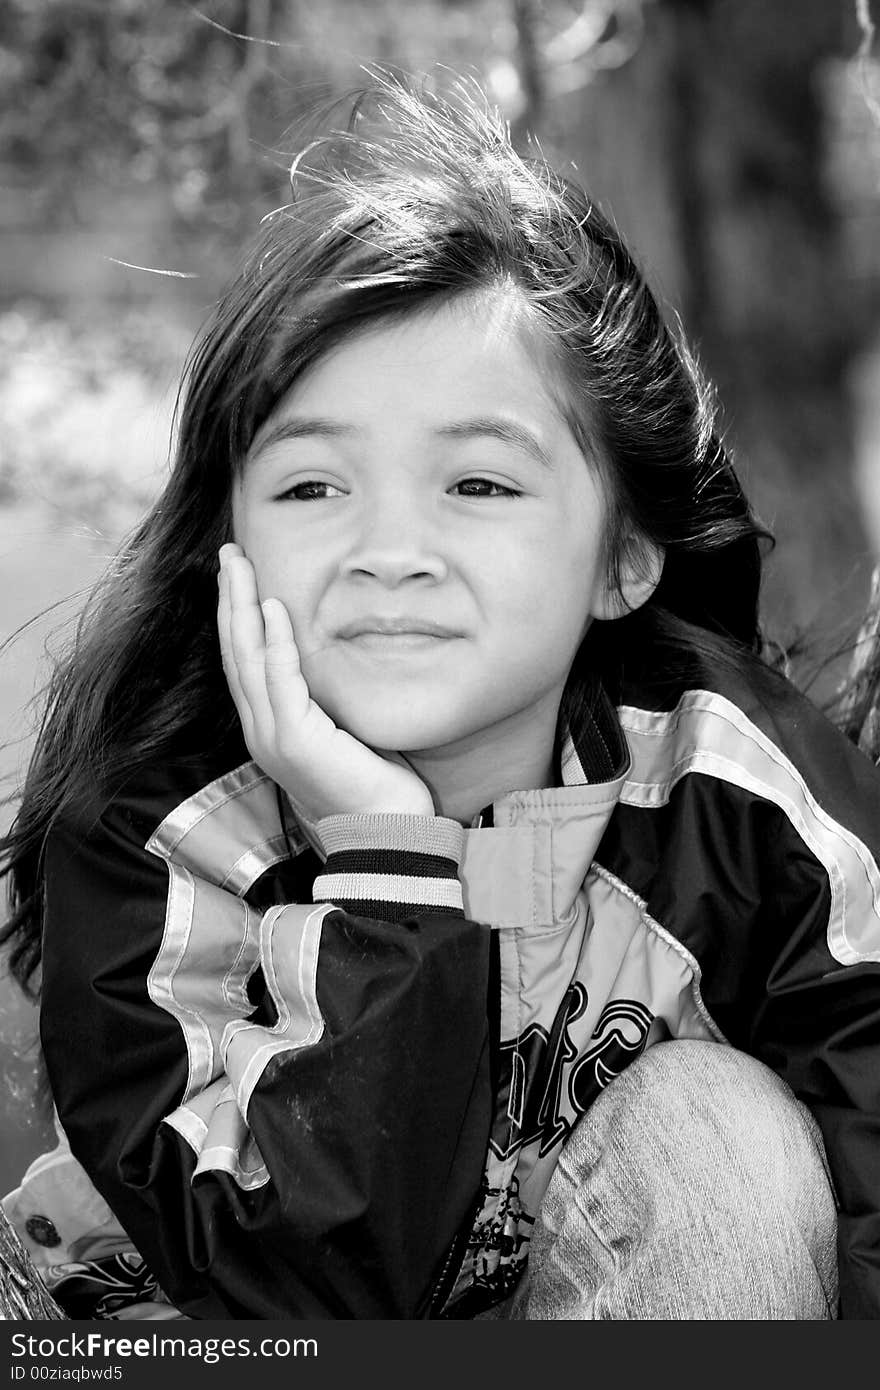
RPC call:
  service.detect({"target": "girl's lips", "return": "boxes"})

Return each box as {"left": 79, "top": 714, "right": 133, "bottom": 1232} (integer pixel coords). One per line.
{"left": 341, "top": 631, "right": 458, "bottom": 653}
{"left": 337, "top": 617, "right": 461, "bottom": 638}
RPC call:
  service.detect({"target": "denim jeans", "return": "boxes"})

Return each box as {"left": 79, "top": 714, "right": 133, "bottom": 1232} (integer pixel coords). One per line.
{"left": 499, "top": 1040, "right": 839, "bottom": 1320}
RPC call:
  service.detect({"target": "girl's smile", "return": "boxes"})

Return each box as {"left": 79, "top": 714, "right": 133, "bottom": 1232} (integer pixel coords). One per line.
{"left": 340, "top": 631, "right": 460, "bottom": 654}
{"left": 335, "top": 613, "right": 464, "bottom": 648}
{"left": 231, "top": 291, "right": 623, "bottom": 811}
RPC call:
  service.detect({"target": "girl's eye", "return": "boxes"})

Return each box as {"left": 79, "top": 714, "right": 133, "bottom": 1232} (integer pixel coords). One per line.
{"left": 453, "top": 477, "right": 521, "bottom": 499}
{"left": 276, "top": 480, "right": 345, "bottom": 501}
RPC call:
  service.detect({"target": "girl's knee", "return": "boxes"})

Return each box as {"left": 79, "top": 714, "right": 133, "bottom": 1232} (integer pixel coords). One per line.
{"left": 524, "top": 1040, "right": 839, "bottom": 1318}
{"left": 569, "top": 1040, "right": 834, "bottom": 1211}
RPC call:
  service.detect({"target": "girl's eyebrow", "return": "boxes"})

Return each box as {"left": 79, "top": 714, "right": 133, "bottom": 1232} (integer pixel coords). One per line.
{"left": 249, "top": 416, "right": 353, "bottom": 460}
{"left": 248, "top": 414, "right": 555, "bottom": 470}
{"left": 434, "top": 418, "right": 555, "bottom": 470}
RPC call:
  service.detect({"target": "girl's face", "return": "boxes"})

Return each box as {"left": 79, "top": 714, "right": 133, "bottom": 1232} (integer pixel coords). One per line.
{"left": 232, "top": 294, "right": 617, "bottom": 757}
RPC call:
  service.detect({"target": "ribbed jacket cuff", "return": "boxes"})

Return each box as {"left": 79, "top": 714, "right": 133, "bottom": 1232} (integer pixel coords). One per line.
{"left": 312, "top": 814, "right": 465, "bottom": 921}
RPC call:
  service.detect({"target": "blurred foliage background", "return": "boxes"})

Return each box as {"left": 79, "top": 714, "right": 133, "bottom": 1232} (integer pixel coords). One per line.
{"left": 2, "top": 0, "right": 880, "bottom": 1187}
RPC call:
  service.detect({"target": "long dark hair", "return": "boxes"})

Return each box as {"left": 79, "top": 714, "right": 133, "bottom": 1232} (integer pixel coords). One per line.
{"left": 1, "top": 72, "right": 770, "bottom": 998}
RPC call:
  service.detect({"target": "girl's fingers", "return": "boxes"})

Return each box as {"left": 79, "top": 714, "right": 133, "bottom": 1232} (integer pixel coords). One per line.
{"left": 217, "top": 564, "right": 250, "bottom": 719}
{"left": 262, "top": 597, "right": 301, "bottom": 674}
{"left": 223, "top": 553, "right": 275, "bottom": 729}
{"left": 262, "top": 598, "right": 310, "bottom": 736}
{"left": 218, "top": 551, "right": 314, "bottom": 773}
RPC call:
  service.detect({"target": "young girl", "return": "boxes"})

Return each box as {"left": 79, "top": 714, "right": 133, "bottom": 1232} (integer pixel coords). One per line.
{"left": 3, "top": 74, "right": 879, "bottom": 1322}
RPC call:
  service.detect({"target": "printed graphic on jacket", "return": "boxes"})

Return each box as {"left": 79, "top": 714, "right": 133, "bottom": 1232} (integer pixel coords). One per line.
{"left": 491, "top": 986, "right": 655, "bottom": 1161}
{"left": 445, "top": 985, "right": 657, "bottom": 1314}
{"left": 439, "top": 852, "right": 722, "bottom": 1318}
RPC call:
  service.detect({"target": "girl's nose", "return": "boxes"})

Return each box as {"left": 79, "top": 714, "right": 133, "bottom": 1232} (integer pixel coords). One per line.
{"left": 341, "top": 497, "right": 449, "bottom": 586}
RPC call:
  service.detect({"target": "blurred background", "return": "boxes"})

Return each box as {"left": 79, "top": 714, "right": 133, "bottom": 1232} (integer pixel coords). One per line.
{"left": 2, "top": 0, "right": 880, "bottom": 1193}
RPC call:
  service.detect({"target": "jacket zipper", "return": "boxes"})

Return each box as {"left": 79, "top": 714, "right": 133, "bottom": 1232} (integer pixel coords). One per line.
{"left": 425, "top": 1188, "right": 484, "bottom": 1319}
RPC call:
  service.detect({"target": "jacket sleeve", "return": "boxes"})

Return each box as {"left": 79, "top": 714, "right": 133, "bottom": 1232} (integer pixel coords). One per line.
{"left": 750, "top": 957, "right": 880, "bottom": 1320}
{"left": 739, "top": 716, "right": 880, "bottom": 1321}
{"left": 40, "top": 794, "right": 493, "bottom": 1320}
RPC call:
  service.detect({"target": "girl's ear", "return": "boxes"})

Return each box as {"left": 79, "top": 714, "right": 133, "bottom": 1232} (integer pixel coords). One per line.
{"left": 591, "top": 535, "right": 665, "bottom": 621}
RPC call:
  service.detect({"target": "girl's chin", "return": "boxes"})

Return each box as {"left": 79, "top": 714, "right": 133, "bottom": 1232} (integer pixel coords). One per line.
{"left": 331, "top": 708, "right": 479, "bottom": 757}
{"left": 343, "top": 723, "right": 456, "bottom": 755}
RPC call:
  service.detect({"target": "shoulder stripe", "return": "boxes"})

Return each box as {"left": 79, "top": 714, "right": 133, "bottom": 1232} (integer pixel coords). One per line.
{"left": 146, "top": 761, "right": 305, "bottom": 889}
{"left": 219, "top": 834, "right": 297, "bottom": 895}
{"left": 163, "top": 1082, "right": 270, "bottom": 1191}
{"left": 618, "top": 690, "right": 880, "bottom": 965}
{"left": 144, "top": 769, "right": 333, "bottom": 1193}
{"left": 146, "top": 862, "right": 261, "bottom": 1101}
{"left": 221, "top": 902, "right": 330, "bottom": 1119}
{"left": 146, "top": 765, "right": 302, "bottom": 1104}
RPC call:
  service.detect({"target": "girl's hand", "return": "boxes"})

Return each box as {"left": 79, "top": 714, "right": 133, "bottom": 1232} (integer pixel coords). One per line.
{"left": 217, "top": 544, "right": 435, "bottom": 824}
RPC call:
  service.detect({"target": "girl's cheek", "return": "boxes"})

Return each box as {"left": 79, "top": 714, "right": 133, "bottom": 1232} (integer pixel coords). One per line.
{"left": 265, "top": 560, "right": 325, "bottom": 626}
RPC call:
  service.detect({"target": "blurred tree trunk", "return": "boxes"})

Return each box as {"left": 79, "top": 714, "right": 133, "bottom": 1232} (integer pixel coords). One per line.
{"left": 553, "top": 0, "right": 874, "bottom": 683}
{"left": 510, "top": 0, "right": 546, "bottom": 147}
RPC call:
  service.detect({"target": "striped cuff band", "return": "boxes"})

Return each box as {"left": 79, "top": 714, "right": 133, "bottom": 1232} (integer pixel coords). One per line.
{"left": 312, "top": 814, "right": 465, "bottom": 921}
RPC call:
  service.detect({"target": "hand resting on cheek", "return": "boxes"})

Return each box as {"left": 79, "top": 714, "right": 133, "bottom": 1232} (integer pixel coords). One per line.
{"left": 216, "top": 542, "right": 436, "bottom": 825}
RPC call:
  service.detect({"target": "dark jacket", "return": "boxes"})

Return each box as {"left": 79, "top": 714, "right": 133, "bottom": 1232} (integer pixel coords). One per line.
{"left": 33, "top": 658, "right": 880, "bottom": 1319}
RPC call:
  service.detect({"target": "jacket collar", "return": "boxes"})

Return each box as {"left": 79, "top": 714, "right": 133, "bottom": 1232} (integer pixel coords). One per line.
{"left": 459, "top": 682, "right": 631, "bottom": 930}
{"left": 290, "top": 680, "right": 632, "bottom": 927}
